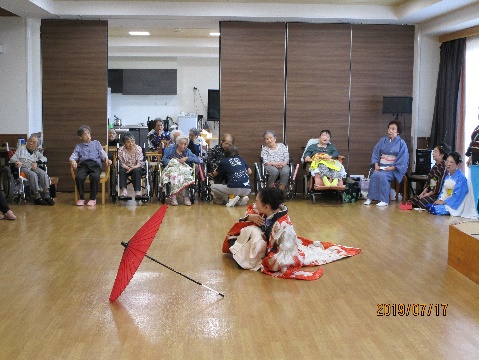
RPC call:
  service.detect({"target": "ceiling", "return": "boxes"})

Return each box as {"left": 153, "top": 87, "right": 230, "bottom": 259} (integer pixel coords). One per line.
{"left": 1, "top": 0, "right": 479, "bottom": 59}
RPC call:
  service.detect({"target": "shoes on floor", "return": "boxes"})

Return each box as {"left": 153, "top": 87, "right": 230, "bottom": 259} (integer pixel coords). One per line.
{"left": 34, "top": 198, "right": 48, "bottom": 205}
{"left": 238, "top": 196, "right": 249, "bottom": 206}
{"left": 44, "top": 198, "right": 55, "bottom": 206}
{"left": 86, "top": 199, "right": 96, "bottom": 206}
{"left": 363, "top": 199, "right": 372, "bottom": 205}
{"left": 120, "top": 189, "right": 128, "bottom": 197}
{"left": 135, "top": 191, "right": 142, "bottom": 198}
{"left": 226, "top": 195, "right": 240, "bottom": 207}
{"left": 76, "top": 199, "right": 85, "bottom": 206}
{"left": 170, "top": 195, "right": 178, "bottom": 206}
{"left": 376, "top": 201, "right": 388, "bottom": 207}
{"left": 3, "top": 210, "right": 16, "bottom": 220}
{"left": 183, "top": 197, "right": 192, "bottom": 206}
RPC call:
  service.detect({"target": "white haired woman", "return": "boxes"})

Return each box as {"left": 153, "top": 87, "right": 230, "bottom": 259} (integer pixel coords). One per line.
{"left": 261, "top": 130, "right": 290, "bottom": 190}
{"left": 162, "top": 134, "right": 201, "bottom": 206}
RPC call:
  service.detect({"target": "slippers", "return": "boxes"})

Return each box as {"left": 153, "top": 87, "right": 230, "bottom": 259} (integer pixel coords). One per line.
{"left": 86, "top": 199, "right": 96, "bottom": 206}
{"left": 76, "top": 199, "right": 85, "bottom": 206}
{"left": 4, "top": 210, "right": 16, "bottom": 220}
{"left": 120, "top": 190, "right": 128, "bottom": 197}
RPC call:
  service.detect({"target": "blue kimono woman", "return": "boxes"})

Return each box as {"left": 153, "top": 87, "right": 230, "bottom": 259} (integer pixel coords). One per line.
{"left": 364, "top": 120, "right": 409, "bottom": 207}
{"left": 426, "top": 152, "right": 468, "bottom": 216}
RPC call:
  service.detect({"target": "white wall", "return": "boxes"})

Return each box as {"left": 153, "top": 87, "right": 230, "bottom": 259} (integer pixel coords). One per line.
{"left": 413, "top": 30, "right": 440, "bottom": 140}
{"left": 26, "top": 18, "right": 42, "bottom": 135}
{"left": 0, "top": 18, "right": 28, "bottom": 135}
{"left": 0, "top": 17, "right": 41, "bottom": 137}
{"left": 108, "top": 57, "right": 219, "bottom": 127}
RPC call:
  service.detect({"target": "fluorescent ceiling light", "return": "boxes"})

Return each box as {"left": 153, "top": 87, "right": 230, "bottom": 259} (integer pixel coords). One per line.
{"left": 209, "top": 32, "right": 220, "bottom": 37}
{"left": 129, "top": 31, "right": 150, "bottom": 36}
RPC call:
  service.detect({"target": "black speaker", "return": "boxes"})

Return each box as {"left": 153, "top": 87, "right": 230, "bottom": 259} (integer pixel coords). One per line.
{"left": 415, "top": 149, "right": 433, "bottom": 175}
{"left": 382, "top": 96, "right": 413, "bottom": 114}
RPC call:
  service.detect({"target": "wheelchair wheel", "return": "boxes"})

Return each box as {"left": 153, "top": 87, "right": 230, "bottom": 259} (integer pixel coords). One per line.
{"left": 286, "top": 181, "right": 295, "bottom": 201}
{"left": 13, "top": 195, "right": 21, "bottom": 204}
{"left": 189, "top": 185, "right": 196, "bottom": 205}
{"left": 254, "top": 165, "right": 264, "bottom": 194}
{"left": 112, "top": 195, "right": 118, "bottom": 203}
{"left": 0, "top": 166, "right": 14, "bottom": 200}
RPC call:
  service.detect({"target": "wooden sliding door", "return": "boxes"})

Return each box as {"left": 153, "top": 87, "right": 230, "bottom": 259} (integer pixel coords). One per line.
{"left": 286, "top": 23, "right": 352, "bottom": 191}
{"left": 219, "top": 22, "right": 414, "bottom": 191}
{"left": 42, "top": 20, "right": 108, "bottom": 191}
{"left": 220, "top": 22, "right": 286, "bottom": 172}
{"left": 349, "top": 25, "right": 414, "bottom": 175}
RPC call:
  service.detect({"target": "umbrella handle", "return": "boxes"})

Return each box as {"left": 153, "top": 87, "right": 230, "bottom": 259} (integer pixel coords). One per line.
{"left": 144, "top": 254, "right": 225, "bottom": 298}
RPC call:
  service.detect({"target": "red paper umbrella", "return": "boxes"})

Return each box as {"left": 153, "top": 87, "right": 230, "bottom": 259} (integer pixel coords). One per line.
{"left": 109, "top": 205, "right": 168, "bottom": 302}
{"left": 109, "top": 204, "right": 224, "bottom": 302}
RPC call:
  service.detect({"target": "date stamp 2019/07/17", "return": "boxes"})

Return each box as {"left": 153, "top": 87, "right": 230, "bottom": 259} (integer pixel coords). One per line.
{"left": 377, "top": 303, "right": 448, "bottom": 316}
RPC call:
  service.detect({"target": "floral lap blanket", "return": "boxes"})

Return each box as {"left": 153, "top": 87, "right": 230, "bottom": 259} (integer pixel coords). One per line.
{"left": 310, "top": 153, "right": 342, "bottom": 171}
{"left": 161, "top": 158, "right": 195, "bottom": 195}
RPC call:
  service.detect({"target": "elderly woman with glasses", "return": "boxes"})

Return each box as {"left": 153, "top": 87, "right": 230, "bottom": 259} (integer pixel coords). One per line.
{"left": 162, "top": 134, "right": 201, "bottom": 206}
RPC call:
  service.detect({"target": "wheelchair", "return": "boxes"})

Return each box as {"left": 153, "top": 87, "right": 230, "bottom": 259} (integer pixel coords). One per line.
{"left": 110, "top": 144, "right": 152, "bottom": 204}
{"left": 301, "top": 138, "right": 346, "bottom": 203}
{"left": 193, "top": 143, "right": 213, "bottom": 203}
{"left": 0, "top": 162, "right": 52, "bottom": 204}
{"left": 253, "top": 145, "right": 298, "bottom": 200}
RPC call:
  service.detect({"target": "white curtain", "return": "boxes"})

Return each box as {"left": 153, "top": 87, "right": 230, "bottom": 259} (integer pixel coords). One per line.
{"left": 464, "top": 36, "right": 479, "bottom": 163}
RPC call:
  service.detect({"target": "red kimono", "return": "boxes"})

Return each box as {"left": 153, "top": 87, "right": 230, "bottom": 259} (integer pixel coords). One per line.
{"left": 222, "top": 204, "right": 361, "bottom": 280}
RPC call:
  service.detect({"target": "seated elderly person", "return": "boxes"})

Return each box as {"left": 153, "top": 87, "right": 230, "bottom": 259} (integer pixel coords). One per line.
{"left": 364, "top": 120, "right": 409, "bottom": 207}
{"left": 410, "top": 143, "right": 450, "bottom": 209}
{"left": 9, "top": 135, "right": 54, "bottom": 205}
{"left": 187, "top": 128, "right": 207, "bottom": 157}
{"left": 162, "top": 134, "right": 200, "bottom": 206}
{"left": 70, "top": 125, "right": 111, "bottom": 206}
{"left": 208, "top": 133, "right": 235, "bottom": 184}
{"left": 147, "top": 119, "right": 171, "bottom": 152}
{"left": 261, "top": 130, "right": 290, "bottom": 190}
{"left": 302, "top": 130, "right": 346, "bottom": 189}
{"left": 118, "top": 132, "right": 145, "bottom": 199}
{"left": 108, "top": 128, "right": 120, "bottom": 147}
{"left": 426, "top": 151, "right": 469, "bottom": 216}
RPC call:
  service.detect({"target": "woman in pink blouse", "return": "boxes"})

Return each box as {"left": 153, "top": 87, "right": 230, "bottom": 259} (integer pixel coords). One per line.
{"left": 118, "top": 132, "right": 145, "bottom": 198}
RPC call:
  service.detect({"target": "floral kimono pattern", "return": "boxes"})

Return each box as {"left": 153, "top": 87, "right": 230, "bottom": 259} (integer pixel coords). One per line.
{"left": 222, "top": 204, "right": 361, "bottom": 280}
{"left": 161, "top": 158, "right": 194, "bottom": 195}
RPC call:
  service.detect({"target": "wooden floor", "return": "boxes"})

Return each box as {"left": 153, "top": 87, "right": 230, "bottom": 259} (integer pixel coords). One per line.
{"left": 1, "top": 192, "right": 479, "bottom": 359}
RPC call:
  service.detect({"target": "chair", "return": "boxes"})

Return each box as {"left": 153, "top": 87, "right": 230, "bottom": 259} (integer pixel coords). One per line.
{"left": 392, "top": 175, "right": 408, "bottom": 201}
{"left": 71, "top": 145, "right": 111, "bottom": 205}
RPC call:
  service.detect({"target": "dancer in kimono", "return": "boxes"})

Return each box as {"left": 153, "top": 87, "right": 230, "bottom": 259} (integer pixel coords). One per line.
{"left": 162, "top": 135, "right": 200, "bottom": 206}
{"left": 222, "top": 187, "right": 361, "bottom": 280}
{"left": 303, "top": 130, "right": 346, "bottom": 189}
{"left": 426, "top": 152, "right": 468, "bottom": 216}
{"left": 364, "top": 120, "right": 409, "bottom": 207}
{"left": 410, "top": 143, "right": 450, "bottom": 209}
